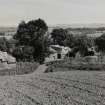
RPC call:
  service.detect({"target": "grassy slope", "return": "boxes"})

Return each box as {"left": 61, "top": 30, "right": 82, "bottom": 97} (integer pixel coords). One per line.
{"left": 0, "top": 70, "right": 105, "bottom": 105}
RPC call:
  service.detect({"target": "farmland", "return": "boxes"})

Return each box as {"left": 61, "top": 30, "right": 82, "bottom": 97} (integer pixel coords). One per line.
{"left": 0, "top": 68, "right": 105, "bottom": 105}
{"left": 0, "top": 25, "right": 105, "bottom": 105}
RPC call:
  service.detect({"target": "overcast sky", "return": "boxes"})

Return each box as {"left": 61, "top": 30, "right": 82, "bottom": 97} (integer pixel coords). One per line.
{"left": 0, "top": 0, "right": 105, "bottom": 26}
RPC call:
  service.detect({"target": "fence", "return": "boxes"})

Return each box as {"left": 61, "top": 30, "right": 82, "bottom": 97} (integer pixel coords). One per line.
{"left": 0, "top": 62, "right": 39, "bottom": 76}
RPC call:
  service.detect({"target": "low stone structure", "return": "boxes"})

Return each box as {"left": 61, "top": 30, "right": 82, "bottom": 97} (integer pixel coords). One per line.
{"left": 83, "top": 56, "right": 98, "bottom": 64}
{"left": 0, "top": 51, "right": 16, "bottom": 70}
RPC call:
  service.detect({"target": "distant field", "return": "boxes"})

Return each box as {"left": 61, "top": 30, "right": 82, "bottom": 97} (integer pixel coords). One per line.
{"left": 0, "top": 70, "right": 105, "bottom": 104}
{"left": 0, "top": 27, "right": 17, "bottom": 33}
{"left": 45, "top": 60, "right": 105, "bottom": 73}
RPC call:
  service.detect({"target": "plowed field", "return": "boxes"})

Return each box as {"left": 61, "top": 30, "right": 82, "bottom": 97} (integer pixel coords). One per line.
{"left": 0, "top": 70, "right": 105, "bottom": 105}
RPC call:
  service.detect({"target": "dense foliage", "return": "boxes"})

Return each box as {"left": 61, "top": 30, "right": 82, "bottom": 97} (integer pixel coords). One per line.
{"left": 74, "top": 35, "right": 93, "bottom": 56}
{"left": 63, "top": 32, "right": 75, "bottom": 48}
{"left": 51, "top": 27, "right": 95, "bottom": 56}
{"left": 51, "top": 28, "right": 67, "bottom": 45}
{"left": 13, "top": 18, "right": 49, "bottom": 63}
{"left": 0, "top": 37, "right": 9, "bottom": 52}
{"left": 95, "top": 33, "right": 105, "bottom": 52}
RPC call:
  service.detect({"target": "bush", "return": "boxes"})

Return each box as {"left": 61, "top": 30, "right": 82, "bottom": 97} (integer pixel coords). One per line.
{"left": 12, "top": 46, "right": 34, "bottom": 62}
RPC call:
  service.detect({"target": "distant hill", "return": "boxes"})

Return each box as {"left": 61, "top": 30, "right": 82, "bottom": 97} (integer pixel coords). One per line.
{"left": 0, "top": 27, "right": 17, "bottom": 33}
{"left": 0, "top": 24, "right": 105, "bottom": 39}
{"left": 48, "top": 24, "right": 105, "bottom": 38}
{"left": 0, "top": 27, "right": 17, "bottom": 39}
{"left": 49, "top": 23, "right": 105, "bottom": 29}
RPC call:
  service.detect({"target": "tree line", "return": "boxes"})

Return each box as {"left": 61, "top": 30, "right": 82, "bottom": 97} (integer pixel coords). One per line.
{"left": 51, "top": 28, "right": 105, "bottom": 57}
{"left": 0, "top": 19, "right": 104, "bottom": 63}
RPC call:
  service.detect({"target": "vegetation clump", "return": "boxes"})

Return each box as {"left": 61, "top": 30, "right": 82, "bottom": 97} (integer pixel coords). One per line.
{"left": 13, "top": 19, "right": 49, "bottom": 63}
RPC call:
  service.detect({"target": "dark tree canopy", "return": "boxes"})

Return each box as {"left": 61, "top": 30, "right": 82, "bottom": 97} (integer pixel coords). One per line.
{"left": 63, "top": 33, "right": 75, "bottom": 48}
{"left": 74, "top": 35, "right": 93, "bottom": 56}
{"left": 13, "top": 18, "right": 48, "bottom": 63}
{"left": 0, "top": 37, "right": 9, "bottom": 52}
{"left": 95, "top": 33, "right": 105, "bottom": 52}
{"left": 12, "top": 46, "right": 34, "bottom": 62}
{"left": 14, "top": 21, "right": 28, "bottom": 45}
{"left": 51, "top": 28, "right": 67, "bottom": 45}
{"left": 14, "top": 19, "right": 48, "bottom": 46}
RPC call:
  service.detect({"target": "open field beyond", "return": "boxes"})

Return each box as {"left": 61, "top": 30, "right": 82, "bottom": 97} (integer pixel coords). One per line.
{"left": 45, "top": 60, "right": 105, "bottom": 73}
{"left": 0, "top": 70, "right": 105, "bottom": 105}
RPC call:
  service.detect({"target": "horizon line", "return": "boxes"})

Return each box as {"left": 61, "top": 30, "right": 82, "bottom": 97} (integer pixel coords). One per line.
{"left": 1, "top": 22, "right": 105, "bottom": 28}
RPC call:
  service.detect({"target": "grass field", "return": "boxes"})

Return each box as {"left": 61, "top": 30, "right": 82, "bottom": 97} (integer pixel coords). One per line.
{"left": 0, "top": 70, "right": 105, "bottom": 105}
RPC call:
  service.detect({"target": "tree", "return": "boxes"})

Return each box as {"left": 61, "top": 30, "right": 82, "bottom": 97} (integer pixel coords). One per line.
{"left": 12, "top": 47, "right": 23, "bottom": 61}
{"left": 95, "top": 33, "right": 105, "bottom": 52}
{"left": 22, "top": 46, "right": 34, "bottom": 61}
{"left": 13, "top": 18, "right": 48, "bottom": 63}
{"left": 74, "top": 35, "right": 93, "bottom": 56}
{"left": 27, "top": 19, "right": 48, "bottom": 44}
{"left": 12, "top": 46, "right": 34, "bottom": 62}
{"left": 63, "top": 33, "right": 75, "bottom": 48}
{"left": 51, "top": 28, "right": 67, "bottom": 45}
{"left": 0, "top": 37, "right": 9, "bottom": 52}
{"left": 14, "top": 19, "right": 48, "bottom": 46}
{"left": 14, "top": 21, "right": 29, "bottom": 45}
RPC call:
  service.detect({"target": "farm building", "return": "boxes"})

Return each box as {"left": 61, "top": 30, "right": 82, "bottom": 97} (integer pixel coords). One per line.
{"left": 45, "top": 45, "right": 71, "bottom": 63}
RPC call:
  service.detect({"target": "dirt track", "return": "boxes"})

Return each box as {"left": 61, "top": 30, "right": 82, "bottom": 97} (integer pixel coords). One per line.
{"left": 0, "top": 66, "right": 105, "bottom": 104}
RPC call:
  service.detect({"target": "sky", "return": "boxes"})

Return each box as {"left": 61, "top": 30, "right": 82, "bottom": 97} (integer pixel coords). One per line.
{"left": 0, "top": 0, "right": 105, "bottom": 26}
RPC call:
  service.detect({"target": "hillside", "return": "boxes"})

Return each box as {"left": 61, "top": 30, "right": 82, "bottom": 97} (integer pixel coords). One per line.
{"left": 0, "top": 27, "right": 17, "bottom": 33}
{"left": 49, "top": 23, "right": 105, "bottom": 29}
